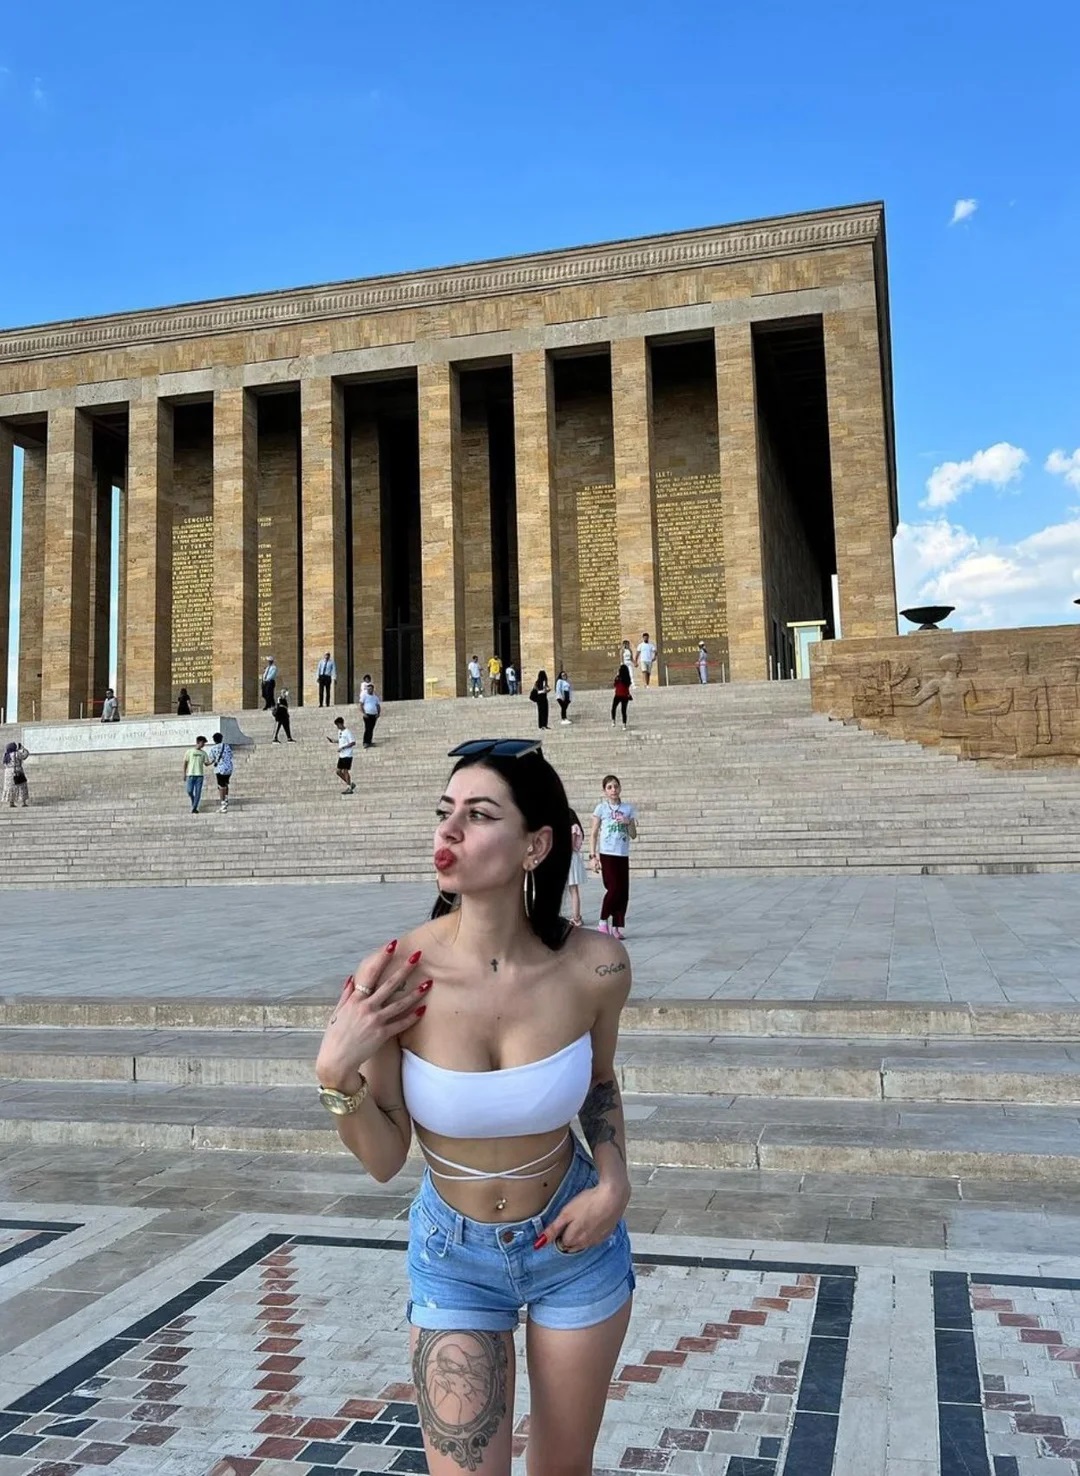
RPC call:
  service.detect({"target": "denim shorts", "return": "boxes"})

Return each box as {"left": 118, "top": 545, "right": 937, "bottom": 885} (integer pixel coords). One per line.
{"left": 406, "top": 1137, "right": 635, "bottom": 1332}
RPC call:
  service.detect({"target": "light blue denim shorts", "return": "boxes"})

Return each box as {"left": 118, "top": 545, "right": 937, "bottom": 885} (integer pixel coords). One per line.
{"left": 406, "top": 1136, "right": 635, "bottom": 1332}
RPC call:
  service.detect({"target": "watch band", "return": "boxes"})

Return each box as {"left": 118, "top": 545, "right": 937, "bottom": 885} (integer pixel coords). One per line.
{"left": 317, "top": 1076, "right": 369, "bottom": 1116}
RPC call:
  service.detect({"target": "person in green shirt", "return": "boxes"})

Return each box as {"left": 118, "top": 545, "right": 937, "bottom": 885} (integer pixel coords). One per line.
{"left": 183, "top": 736, "right": 209, "bottom": 814}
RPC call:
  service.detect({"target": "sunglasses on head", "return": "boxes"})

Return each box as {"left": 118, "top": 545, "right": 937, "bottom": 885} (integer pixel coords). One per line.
{"left": 448, "top": 738, "right": 543, "bottom": 759}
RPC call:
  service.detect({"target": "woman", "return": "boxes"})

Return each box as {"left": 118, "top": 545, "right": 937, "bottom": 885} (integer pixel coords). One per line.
{"left": 555, "top": 669, "right": 573, "bottom": 725}
{"left": 2, "top": 742, "right": 29, "bottom": 808}
{"left": 620, "top": 639, "right": 635, "bottom": 681}
{"left": 697, "top": 641, "right": 709, "bottom": 685}
{"left": 611, "top": 664, "right": 633, "bottom": 728}
{"left": 316, "top": 738, "right": 634, "bottom": 1475}
{"left": 567, "top": 806, "right": 586, "bottom": 925}
{"left": 271, "top": 691, "right": 294, "bottom": 742}
{"left": 176, "top": 688, "right": 193, "bottom": 716}
{"left": 590, "top": 773, "right": 638, "bottom": 939}
{"left": 531, "top": 669, "right": 551, "bottom": 731}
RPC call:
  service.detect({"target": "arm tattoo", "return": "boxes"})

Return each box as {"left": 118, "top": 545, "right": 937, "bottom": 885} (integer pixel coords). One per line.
{"left": 579, "top": 1078, "right": 626, "bottom": 1165}
{"left": 412, "top": 1328, "right": 509, "bottom": 1470}
{"left": 595, "top": 961, "right": 626, "bottom": 976}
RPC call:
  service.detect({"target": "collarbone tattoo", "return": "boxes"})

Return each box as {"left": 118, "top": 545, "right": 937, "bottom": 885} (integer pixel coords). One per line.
{"left": 595, "top": 960, "right": 627, "bottom": 976}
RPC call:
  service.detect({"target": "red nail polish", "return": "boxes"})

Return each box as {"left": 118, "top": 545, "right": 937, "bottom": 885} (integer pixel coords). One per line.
{"left": 534, "top": 1234, "right": 548, "bottom": 1250}
{"left": 385, "top": 939, "right": 398, "bottom": 954}
{"left": 345, "top": 974, "right": 354, "bottom": 989}
{"left": 415, "top": 1004, "right": 427, "bottom": 1016}
{"left": 408, "top": 950, "right": 422, "bottom": 965}
{"left": 419, "top": 979, "right": 433, "bottom": 993}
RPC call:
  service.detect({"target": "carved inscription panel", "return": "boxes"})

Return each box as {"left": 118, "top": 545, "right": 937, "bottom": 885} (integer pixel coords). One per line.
{"left": 576, "top": 482, "right": 621, "bottom": 652}
{"left": 257, "top": 515, "right": 273, "bottom": 649}
{"left": 655, "top": 469, "right": 727, "bottom": 660}
{"left": 171, "top": 515, "right": 213, "bottom": 685}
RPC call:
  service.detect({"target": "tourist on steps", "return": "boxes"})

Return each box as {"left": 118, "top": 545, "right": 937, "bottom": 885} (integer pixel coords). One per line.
{"left": 487, "top": 652, "right": 503, "bottom": 695}
{"left": 505, "top": 661, "right": 518, "bottom": 696}
{"left": 317, "top": 653, "right": 337, "bottom": 707}
{"left": 360, "top": 684, "right": 382, "bottom": 748}
{"left": 590, "top": 773, "right": 638, "bottom": 939}
{"left": 530, "top": 670, "right": 551, "bottom": 730}
{"left": 467, "top": 655, "right": 483, "bottom": 697}
{"left": 611, "top": 665, "right": 633, "bottom": 727}
{"left": 208, "top": 732, "right": 234, "bottom": 813}
{"left": 182, "top": 736, "right": 209, "bottom": 814}
{"left": 636, "top": 633, "right": 657, "bottom": 686}
{"left": 2, "top": 742, "right": 30, "bottom": 808}
{"left": 315, "top": 737, "right": 634, "bottom": 1474}
{"left": 329, "top": 715, "right": 356, "bottom": 794}
{"left": 697, "top": 641, "right": 709, "bottom": 684}
{"left": 261, "top": 657, "right": 277, "bottom": 710}
{"left": 271, "top": 691, "right": 294, "bottom": 742}
{"left": 556, "top": 669, "right": 573, "bottom": 724}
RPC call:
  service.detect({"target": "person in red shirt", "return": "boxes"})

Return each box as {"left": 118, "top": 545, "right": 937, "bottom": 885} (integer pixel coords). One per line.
{"left": 611, "top": 665, "right": 633, "bottom": 728}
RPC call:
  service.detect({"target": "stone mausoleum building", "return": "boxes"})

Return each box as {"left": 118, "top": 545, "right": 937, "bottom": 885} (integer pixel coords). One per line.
{"left": 0, "top": 202, "right": 898, "bottom": 717}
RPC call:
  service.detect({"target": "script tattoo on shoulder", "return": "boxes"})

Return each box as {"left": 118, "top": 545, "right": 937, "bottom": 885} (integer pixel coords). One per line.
{"left": 595, "top": 961, "right": 627, "bottom": 977}
{"left": 579, "top": 1077, "right": 626, "bottom": 1165}
{"left": 412, "top": 1329, "right": 508, "bottom": 1470}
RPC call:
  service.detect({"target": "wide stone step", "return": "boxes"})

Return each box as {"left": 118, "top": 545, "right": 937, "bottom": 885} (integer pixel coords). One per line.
{"left": 1, "top": 1078, "right": 1077, "bottom": 1180}
{"left": 4, "top": 1026, "right": 1079, "bottom": 1104}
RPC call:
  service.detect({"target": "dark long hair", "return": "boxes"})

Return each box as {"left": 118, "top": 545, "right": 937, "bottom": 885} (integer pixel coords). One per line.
{"left": 430, "top": 749, "right": 572, "bottom": 950}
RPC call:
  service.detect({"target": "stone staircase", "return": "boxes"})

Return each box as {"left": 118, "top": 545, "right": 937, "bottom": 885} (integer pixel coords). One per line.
{"left": 1, "top": 996, "right": 1078, "bottom": 1183}
{"left": 3, "top": 681, "right": 1080, "bottom": 886}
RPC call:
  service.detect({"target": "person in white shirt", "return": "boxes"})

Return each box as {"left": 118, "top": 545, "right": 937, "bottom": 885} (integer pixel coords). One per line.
{"left": 261, "top": 658, "right": 278, "bottom": 710}
{"left": 360, "top": 686, "right": 382, "bottom": 748}
{"left": 328, "top": 717, "right": 357, "bottom": 794}
{"left": 697, "top": 641, "right": 709, "bottom": 684}
{"left": 317, "top": 653, "right": 337, "bottom": 707}
{"left": 505, "top": 663, "right": 518, "bottom": 696}
{"left": 467, "top": 656, "right": 483, "bottom": 697}
{"left": 555, "top": 670, "right": 573, "bottom": 724}
{"left": 589, "top": 773, "right": 639, "bottom": 939}
{"left": 635, "top": 634, "right": 657, "bottom": 687}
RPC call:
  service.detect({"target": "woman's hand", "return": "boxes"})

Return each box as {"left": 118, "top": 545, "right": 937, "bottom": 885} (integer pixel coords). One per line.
{"left": 591, "top": 855, "right": 602, "bottom": 874}
{"left": 536, "top": 1180, "right": 630, "bottom": 1253}
{"left": 315, "top": 940, "right": 431, "bottom": 1090}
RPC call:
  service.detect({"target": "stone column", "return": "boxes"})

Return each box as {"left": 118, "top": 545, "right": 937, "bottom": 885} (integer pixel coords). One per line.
{"left": 213, "top": 386, "right": 258, "bottom": 710}
{"left": 300, "top": 377, "right": 348, "bottom": 706}
{"left": 86, "top": 462, "right": 113, "bottom": 713}
{"left": 716, "top": 323, "right": 768, "bottom": 681}
{"left": 611, "top": 337, "right": 658, "bottom": 649}
{"left": 824, "top": 306, "right": 898, "bottom": 638}
{"left": 0, "top": 425, "right": 12, "bottom": 716}
{"left": 124, "top": 396, "right": 174, "bottom": 714}
{"left": 351, "top": 416, "right": 383, "bottom": 696}
{"left": 418, "top": 361, "right": 465, "bottom": 697}
{"left": 18, "top": 443, "right": 47, "bottom": 720}
{"left": 512, "top": 350, "right": 560, "bottom": 677}
{"left": 40, "top": 407, "right": 94, "bottom": 718}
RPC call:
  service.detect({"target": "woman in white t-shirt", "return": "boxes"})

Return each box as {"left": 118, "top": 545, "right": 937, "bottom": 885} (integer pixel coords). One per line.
{"left": 589, "top": 774, "right": 638, "bottom": 939}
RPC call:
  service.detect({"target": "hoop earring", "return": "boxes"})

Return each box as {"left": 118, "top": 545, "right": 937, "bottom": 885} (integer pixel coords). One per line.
{"left": 523, "top": 866, "right": 536, "bottom": 920}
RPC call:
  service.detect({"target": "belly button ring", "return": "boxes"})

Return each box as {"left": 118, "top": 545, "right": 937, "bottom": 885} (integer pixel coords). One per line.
{"left": 495, "top": 1197, "right": 507, "bottom": 1212}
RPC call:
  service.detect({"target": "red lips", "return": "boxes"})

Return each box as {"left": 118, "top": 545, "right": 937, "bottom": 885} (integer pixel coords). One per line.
{"left": 434, "top": 848, "right": 456, "bottom": 872}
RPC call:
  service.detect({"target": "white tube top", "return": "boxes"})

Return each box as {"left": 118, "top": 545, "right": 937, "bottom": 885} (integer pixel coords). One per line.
{"left": 401, "top": 1033, "right": 593, "bottom": 1139}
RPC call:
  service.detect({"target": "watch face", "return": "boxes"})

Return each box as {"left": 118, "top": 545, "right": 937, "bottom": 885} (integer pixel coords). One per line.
{"left": 318, "top": 1088, "right": 353, "bottom": 1116}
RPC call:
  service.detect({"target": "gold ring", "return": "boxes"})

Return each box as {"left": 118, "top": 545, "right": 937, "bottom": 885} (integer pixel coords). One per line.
{"left": 357, "top": 986, "right": 374, "bottom": 996}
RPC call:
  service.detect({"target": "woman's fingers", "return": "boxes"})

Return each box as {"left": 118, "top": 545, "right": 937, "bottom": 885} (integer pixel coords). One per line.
{"left": 351, "top": 939, "right": 402, "bottom": 999}
{"left": 370, "top": 947, "right": 423, "bottom": 1004}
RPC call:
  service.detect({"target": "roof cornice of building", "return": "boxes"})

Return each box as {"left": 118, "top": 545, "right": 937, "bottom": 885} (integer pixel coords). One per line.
{"left": 1, "top": 202, "right": 884, "bottom": 363}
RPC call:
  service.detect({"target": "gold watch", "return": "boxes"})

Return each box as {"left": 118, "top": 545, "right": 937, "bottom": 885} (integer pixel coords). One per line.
{"left": 318, "top": 1077, "right": 369, "bottom": 1116}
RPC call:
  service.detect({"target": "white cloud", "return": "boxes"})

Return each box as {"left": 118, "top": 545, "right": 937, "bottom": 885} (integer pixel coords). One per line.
{"left": 895, "top": 514, "right": 1080, "bottom": 629}
{"left": 950, "top": 198, "right": 978, "bottom": 226}
{"left": 1047, "top": 449, "right": 1080, "bottom": 491}
{"left": 922, "top": 441, "right": 1028, "bottom": 509}
{"left": 31, "top": 76, "right": 45, "bottom": 108}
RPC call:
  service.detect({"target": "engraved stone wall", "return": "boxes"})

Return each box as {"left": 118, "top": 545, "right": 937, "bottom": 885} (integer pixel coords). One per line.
{"left": 256, "top": 401, "right": 301, "bottom": 697}
{"left": 170, "top": 408, "right": 214, "bottom": 709}
{"left": 811, "top": 626, "right": 1080, "bottom": 767}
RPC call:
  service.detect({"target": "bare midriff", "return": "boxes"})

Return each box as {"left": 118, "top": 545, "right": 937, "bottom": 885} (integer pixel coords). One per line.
{"left": 415, "top": 1125, "right": 575, "bottom": 1221}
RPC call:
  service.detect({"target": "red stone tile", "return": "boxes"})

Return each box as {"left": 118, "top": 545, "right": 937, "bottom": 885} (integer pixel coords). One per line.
{"left": 379, "top": 1381, "right": 415, "bottom": 1400}
{"left": 144, "top": 1346, "right": 189, "bottom": 1363}
{"left": 24, "top": 1466, "right": 81, "bottom": 1476}
{"left": 778, "top": 1360, "right": 801, "bottom": 1376}
{"left": 142, "top": 1363, "right": 184, "bottom": 1382}
{"left": 1043, "top": 1438, "right": 1080, "bottom": 1458}
{"left": 984, "top": 1393, "right": 1033, "bottom": 1411}
{"left": 753, "top": 1375, "right": 797, "bottom": 1394}
{"left": 264, "top": 1321, "right": 301, "bottom": 1336}
{"left": 999, "top": 1313, "right": 1040, "bottom": 1328}
{"left": 1019, "top": 1329, "right": 1064, "bottom": 1345}
{"left": 130, "top": 1403, "right": 178, "bottom": 1422}
{"left": 1049, "top": 1346, "right": 1080, "bottom": 1361}
{"left": 753, "top": 1297, "right": 790, "bottom": 1310}
{"left": 796, "top": 1274, "right": 817, "bottom": 1287}
{"left": 659, "top": 1428, "right": 708, "bottom": 1451}
{"left": 207, "top": 1459, "right": 261, "bottom": 1476}
{"left": 972, "top": 1297, "right": 1014, "bottom": 1311}
{"left": 250, "top": 1435, "right": 306, "bottom": 1458}
{"left": 259, "top": 1294, "right": 297, "bottom": 1307}
{"left": 258, "top": 1355, "right": 303, "bottom": 1373}
{"left": 255, "top": 1414, "right": 305, "bottom": 1435}
{"left": 139, "top": 1382, "right": 183, "bottom": 1401}
{"left": 701, "top": 1323, "right": 742, "bottom": 1340}
{"left": 255, "top": 1373, "right": 301, "bottom": 1392}
{"left": 619, "top": 1364, "right": 663, "bottom": 1383}
{"left": 779, "top": 1286, "right": 816, "bottom": 1299}
{"left": 619, "top": 1449, "right": 670, "bottom": 1471}
{"left": 298, "top": 1418, "right": 349, "bottom": 1439}
{"left": 125, "top": 1426, "right": 177, "bottom": 1447}
{"left": 254, "top": 1392, "right": 302, "bottom": 1413}
{"left": 729, "top": 1309, "right": 768, "bottom": 1326}
{"left": 607, "top": 1384, "right": 628, "bottom": 1401}
{"left": 256, "top": 1337, "right": 302, "bottom": 1354}
{"left": 675, "top": 1336, "right": 718, "bottom": 1353}
{"left": 720, "top": 1391, "right": 766, "bottom": 1412}
{"left": 72, "top": 1445, "right": 128, "bottom": 1466}
{"left": 645, "top": 1350, "right": 687, "bottom": 1367}
{"left": 691, "top": 1409, "right": 738, "bottom": 1430}
{"left": 1014, "top": 1413, "right": 1065, "bottom": 1436}
{"left": 335, "top": 1399, "right": 386, "bottom": 1419}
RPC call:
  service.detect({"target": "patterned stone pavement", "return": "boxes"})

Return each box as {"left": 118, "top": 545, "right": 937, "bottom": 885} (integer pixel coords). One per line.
{"left": 1, "top": 1202, "right": 1078, "bottom": 1476}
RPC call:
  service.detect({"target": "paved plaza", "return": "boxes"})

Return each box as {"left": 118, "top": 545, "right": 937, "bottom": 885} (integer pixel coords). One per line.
{"left": 8, "top": 873, "right": 1080, "bottom": 1006}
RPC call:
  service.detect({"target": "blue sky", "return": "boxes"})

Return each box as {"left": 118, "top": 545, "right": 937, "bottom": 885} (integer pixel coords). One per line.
{"left": 2, "top": 0, "right": 1079, "bottom": 706}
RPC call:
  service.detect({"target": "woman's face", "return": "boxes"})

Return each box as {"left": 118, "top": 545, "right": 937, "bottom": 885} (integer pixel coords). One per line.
{"left": 434, "top": 765, "right": 547, "bottom": 893}
{"left": 604, "top": 779, "right": 622, "bottom": 805}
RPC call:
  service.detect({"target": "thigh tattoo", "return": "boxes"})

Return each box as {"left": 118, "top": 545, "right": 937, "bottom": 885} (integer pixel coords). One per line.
{"left": 412, "top": 1328, "right": 509, "bottom": 1471}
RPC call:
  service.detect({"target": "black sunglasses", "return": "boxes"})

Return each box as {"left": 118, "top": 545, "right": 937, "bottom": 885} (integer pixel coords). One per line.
{"left": 448, "top": 738, "right": 543, "bottom": 760}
